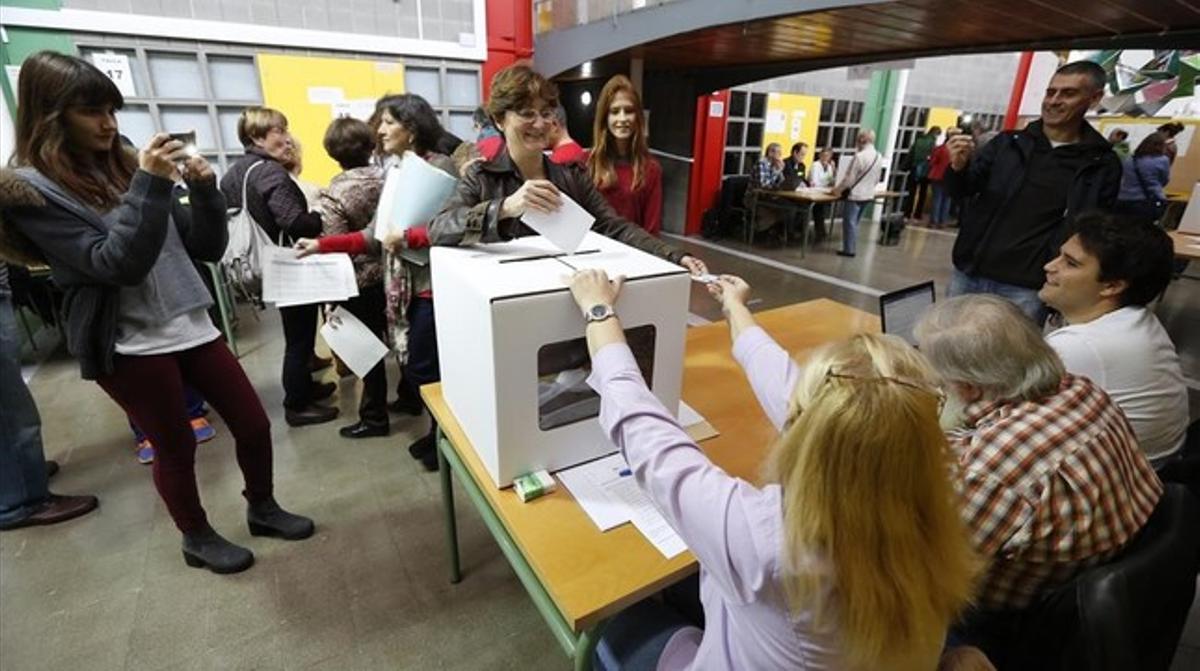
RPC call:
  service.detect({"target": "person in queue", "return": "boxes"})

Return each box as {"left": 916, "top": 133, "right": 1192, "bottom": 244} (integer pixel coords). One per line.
{"left": 429, "top": 63, "right": 707, "bottom": 277}
{"left": 586, "top": 75, "right": 663, "bottom": 235}
{"left": 565, "top": 268, "right": 979, "bottom": 670}
{"left": 831, "top": 128, "right": 882, "bottom": 258}
{"left": 220, "top": 107, "right": 337, "bottom": 427}
{"left": 1113, "top": 132, "right": 1171, "bottom": 223}
{"left": 547, "top": 104, "right": 586, "bottom": 165}
{"left": 2, "top": 51, "right": 313, "bottom": 573}
{"left": 913, "top": 294, "right": 1161, "bottom": 664}
{"left": 295, "top": 94, "right": 457, "bottom": 470}
{"left": 308, "top": 117, "right": 390, "bottom": 439}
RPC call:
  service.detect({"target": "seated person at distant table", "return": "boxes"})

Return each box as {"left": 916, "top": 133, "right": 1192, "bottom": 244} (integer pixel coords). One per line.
{"left": 1039, "top": 212, "right": 1188, "bottom": 466}
{"left": 566, "top": 269, "right": 982, "bottom": 671}
{"left": 752, "top": 142, "right": 786, "bottom": 190}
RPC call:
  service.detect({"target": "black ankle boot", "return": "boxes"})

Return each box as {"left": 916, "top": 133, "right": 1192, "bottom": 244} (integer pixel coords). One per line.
{"left": 247, "top": 497, "right": 315, "bottom": 540}
{"left": 182, "top": 527, "right": 254, "bottom": 574}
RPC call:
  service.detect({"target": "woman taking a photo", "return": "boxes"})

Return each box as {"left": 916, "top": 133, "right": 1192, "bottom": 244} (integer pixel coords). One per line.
{"left": 586, "top": 75, "right": 663, "bottom": 235}
{"left": 430, "top": 63, "right": 706, "bottom": 276}
{"left": 295, "top": 94, "right": 457, "bottom": 469}
{"left": 2, "top": 51, "right": 313, "bottom": 573}
{"left": 564, "top": 268, "right": 980, "bottom": 670}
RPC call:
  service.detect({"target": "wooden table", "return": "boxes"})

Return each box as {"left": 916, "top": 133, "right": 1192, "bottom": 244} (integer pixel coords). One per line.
{"left": 749, "top": 188, "right": 904, "bottom": 256}
{"left": 424, "top": 299, "right": 879, "bottom": 670}
{"left": 1169, "top": 231, "right": 1200, "bottom": 261}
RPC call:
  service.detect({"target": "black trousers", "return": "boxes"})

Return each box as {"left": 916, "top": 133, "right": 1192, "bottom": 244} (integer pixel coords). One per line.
{"left": 905, "top": 172, "right": 930, "bottom": 219}
{"left": 400, "top": 296, "right": 440, "bottom": 437}
{"left": 342, "top": 283, "right": 388, "bottom": 426}
{"left": 279, "top": 303, "right": 318, "bottom": 410}
{"left": 811, "top": 203, "right": 829, "bottom": 240}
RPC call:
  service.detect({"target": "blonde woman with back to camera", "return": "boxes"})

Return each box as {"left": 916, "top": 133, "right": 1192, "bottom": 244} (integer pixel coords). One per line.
{"left": 563, "top": 267, "right": 984, "bottom": 670}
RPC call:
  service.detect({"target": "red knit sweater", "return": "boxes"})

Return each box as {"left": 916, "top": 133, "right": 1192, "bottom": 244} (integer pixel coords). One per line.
{"left": 595, "top": 157, "right": 663, "bottom": 236}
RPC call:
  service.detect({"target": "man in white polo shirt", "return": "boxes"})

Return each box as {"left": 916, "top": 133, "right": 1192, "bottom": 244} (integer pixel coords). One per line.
{"left": 1039, "top": 212, "right": 1188, "bottom": 464}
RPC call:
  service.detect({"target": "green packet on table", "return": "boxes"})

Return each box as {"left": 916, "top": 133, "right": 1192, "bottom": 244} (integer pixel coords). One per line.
{"left": 514, "top": 470, "right": 556, "bottom": 503}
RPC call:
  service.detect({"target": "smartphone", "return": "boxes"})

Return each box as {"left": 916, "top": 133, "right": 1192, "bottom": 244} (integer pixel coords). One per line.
{"left": 167, "top": 130, "right": 199, "bottom": 157}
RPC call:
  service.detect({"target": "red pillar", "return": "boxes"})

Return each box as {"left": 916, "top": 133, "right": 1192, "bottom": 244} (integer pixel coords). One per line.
{"left": 1004, "top": 51, "right": 1035, "bottom": 131}
{"left": 483, "top": 0, "right": 534, "bottom": 101}
{"left": 685, "top": 90, "right": 730, "bottom": 236}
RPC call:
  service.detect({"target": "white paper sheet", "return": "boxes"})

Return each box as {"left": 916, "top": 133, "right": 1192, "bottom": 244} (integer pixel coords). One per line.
{"left": 556, "top": 453, "right": 689, "bottom": 558}
{"left": 319, "top": 307, "right": 389, "bottom": 379}
{"left": 1177, "top": 183, "right": 1200, "bottom": 235}
{"left": 678, "top": 400, "right": 704, "bottom": 427}
{"left": 262, "top": 247, "right": 358, "bottom": 306}
{"left": 520, "top": 191, "right": 595, "bottom": 254}
{"left": 374, "top": 151, "right": 458, "bottom": 241}
{"left": 629, "top": 498, "right": 688, "bottom": 559}
{"left": 556, "top": 453, "right": 631, "bottom": 531}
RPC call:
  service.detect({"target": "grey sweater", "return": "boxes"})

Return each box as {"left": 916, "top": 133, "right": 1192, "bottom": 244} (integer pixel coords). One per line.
{"left": 7, "top": 169, "right": 227, "bottom": 379}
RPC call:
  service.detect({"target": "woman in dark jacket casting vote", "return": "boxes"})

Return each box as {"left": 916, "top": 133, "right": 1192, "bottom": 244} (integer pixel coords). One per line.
{"left": 429, "top": 63, "right": 707, "bottom": 276}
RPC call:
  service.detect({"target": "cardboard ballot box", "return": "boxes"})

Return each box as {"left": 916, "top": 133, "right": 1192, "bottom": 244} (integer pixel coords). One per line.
{"left": 431, "top": 232, "right": 690, "bottom": 487}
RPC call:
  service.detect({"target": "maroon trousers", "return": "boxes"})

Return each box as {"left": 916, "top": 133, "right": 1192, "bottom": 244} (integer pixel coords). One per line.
{"left": 97, "top": 338, "right": 272, "bottom": 534}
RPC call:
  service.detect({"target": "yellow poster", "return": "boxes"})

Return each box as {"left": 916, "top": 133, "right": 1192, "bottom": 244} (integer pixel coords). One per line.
{"left": 927, "top": 107, "right": 961, "bottom": 132}
{"left": 763, "top": 92, "right": 822, "bottom": 155}
{"left": 257, "top": 54, "right": 406, "bottom": 187}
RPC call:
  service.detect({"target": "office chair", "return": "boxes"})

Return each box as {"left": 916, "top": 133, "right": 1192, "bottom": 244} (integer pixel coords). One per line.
{"left": 717, "top": 175, "right": 751, "bottom": 242}
{"left": 1158, "top": 419, "right": 1200, "bottom": 501}
{"left": 1002, "top": 483, "right": 1200, "bottom": 671}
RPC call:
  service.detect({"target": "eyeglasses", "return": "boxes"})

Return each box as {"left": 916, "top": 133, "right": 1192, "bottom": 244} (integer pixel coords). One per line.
{"left": 512, "top": 108, "right": 557, "bottom": 123}
{"left": 783, "top": 369, "right": 946, "bottom": 429}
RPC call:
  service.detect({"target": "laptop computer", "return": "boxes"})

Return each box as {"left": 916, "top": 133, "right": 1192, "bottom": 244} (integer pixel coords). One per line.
{"left": 880, "top": 281, "right": 936, "bottom": 347}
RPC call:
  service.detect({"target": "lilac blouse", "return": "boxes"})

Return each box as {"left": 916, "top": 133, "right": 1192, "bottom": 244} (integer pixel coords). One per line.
{"left": 586, "top": 326, "right": 841, "bottom": 670}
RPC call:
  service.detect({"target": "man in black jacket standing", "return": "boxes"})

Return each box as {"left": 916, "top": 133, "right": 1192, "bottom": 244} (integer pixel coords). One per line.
{"left": 944, "top": 60, "right": 1120, "bottom": 323}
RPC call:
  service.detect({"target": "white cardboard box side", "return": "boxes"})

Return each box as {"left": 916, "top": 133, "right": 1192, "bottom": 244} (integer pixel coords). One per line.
{"left": 432, "top": 233, "right": 689, "bottom": 487}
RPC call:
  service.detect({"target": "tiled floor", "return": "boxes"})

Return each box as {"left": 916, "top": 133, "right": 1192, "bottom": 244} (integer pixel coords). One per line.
{"left": 3, "top": 219, "right": 1198, "bottom": 670}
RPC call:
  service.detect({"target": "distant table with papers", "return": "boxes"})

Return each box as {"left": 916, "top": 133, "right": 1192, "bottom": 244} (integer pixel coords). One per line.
{"left": 423, "top": 298, "right": 879, "bottom": 670}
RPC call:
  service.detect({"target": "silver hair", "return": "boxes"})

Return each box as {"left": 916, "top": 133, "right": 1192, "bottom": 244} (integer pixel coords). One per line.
{"left": 857, "top": 128, "right": 876, "bottom": 146}
{"left": 913, "top": 294, "right": 1065, "bottom": 402}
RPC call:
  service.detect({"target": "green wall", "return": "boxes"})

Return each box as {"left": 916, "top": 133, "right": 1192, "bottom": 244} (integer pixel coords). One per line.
{"left": 1, "top": 11, "right": 76, "bottom": 114}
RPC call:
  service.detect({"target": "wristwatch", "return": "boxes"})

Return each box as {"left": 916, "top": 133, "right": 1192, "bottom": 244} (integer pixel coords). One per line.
{"left": 583, "top": 303, "right": 616, "bottom": 324}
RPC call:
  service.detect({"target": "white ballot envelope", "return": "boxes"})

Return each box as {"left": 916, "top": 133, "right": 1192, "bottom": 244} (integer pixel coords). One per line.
{"left": 262, "top": 247, "right": 359, "bottom": 306}
{"left": 375, "top": 151, "right": 457, "bottom": 241}
{"left": 320, "top": 307, "right": 389, "bottom": 379}
{"left": 520, "top": 192, "right": 596, "bottom": 254}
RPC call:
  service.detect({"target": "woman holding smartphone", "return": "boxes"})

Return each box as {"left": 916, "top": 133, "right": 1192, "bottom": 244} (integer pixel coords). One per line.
{"left": 2, "top": 51, "right": 313, "bottom": 574}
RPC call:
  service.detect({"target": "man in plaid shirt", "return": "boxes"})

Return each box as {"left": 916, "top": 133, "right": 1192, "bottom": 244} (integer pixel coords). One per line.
{"left": 753, "top": 143, "right": 785, "bottom": 190}
{"left": 915, "top": 294, "right": 1162, "bottom": 612}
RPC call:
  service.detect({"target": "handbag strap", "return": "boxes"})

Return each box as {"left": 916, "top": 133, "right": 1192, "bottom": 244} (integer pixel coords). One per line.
{"left": 846, "top": 153, "right": 881, "bottom": 192}
{"left": 239, "top": 160, "right": 266, "bottom": 212}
